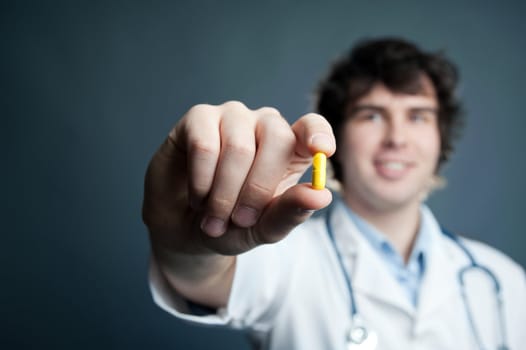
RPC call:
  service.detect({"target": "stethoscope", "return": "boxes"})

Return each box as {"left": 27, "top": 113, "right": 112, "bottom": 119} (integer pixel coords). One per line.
{"left": 325, "top": 208, "right": 510, "bottom": 350}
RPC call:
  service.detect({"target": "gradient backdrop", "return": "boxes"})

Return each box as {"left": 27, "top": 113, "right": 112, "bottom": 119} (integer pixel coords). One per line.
{"left": 3, "top": 0, "right": 525, "bottom": 349}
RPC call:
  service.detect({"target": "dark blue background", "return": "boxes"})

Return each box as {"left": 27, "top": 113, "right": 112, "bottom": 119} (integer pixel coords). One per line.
{"left": 3, "top": 1, "right": 525, "bottom": 349}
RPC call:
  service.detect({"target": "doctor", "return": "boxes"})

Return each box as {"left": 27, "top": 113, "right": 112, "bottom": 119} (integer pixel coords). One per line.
{"left": 142, "top": 38, "right": 526, "bottom": 349}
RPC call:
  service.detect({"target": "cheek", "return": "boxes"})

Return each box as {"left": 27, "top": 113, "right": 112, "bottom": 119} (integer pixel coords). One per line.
{"left": 418, "top": 129, "right": 441, "bottom": 163}
{"left": 338, "top": 129, "right": 365, "bottom": 164}
{"left": 338, "top": 127, "right": 377, "bottom": 174}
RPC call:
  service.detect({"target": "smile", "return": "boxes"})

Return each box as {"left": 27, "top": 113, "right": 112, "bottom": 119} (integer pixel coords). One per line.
{"left": 381, "top": 161, "right": 406, "bottom": 171}
{"left": 374, "top": 160, "right": 413, "bottom": 180}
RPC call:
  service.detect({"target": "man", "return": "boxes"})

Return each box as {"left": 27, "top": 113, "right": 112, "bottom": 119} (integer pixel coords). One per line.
{"left": 142, "top": 38, "right": 525, "bottom": 349}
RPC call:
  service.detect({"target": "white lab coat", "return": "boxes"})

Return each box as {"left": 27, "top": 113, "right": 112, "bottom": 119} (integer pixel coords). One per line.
{"left": 150, "top": 201, "right": 526, "bottom": 349}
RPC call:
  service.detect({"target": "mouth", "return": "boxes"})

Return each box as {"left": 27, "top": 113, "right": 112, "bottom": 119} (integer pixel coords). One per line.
{"left": 374, "top": 160, "right": 413, "bottom": 180}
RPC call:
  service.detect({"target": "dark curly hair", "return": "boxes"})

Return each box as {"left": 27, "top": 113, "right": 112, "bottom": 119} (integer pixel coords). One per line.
{"left": 315, "top": 37, "right": 464, "bottom": 182}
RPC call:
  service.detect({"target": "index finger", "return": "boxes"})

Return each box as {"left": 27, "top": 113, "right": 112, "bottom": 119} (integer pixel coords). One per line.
{"left": 291, "top": 113, "right": 336, "bottom": 158}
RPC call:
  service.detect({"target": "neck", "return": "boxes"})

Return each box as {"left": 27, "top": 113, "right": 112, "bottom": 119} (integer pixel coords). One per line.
{"left": 343, "top": 195, "right": 421, "bottom": 263}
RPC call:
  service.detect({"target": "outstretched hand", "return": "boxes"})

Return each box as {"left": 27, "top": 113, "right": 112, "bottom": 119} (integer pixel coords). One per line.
{"left": 143, "top": 101, "right": 336, "bottom": 258}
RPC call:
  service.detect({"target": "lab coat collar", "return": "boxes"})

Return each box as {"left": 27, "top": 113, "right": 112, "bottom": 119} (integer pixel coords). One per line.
{"left": 330, "top": 201, "right": 415, "bottom": 317}
{"left": 415, "top": 206, "right": 461, "bottom": 319}
{"left": 329, "top": 201, "right": 462, "bottom": 319}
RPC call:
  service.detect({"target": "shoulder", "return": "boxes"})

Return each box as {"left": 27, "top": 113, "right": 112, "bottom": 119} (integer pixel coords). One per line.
{"left": 462, "top": 238, "right": 523, "bottom": 271}
{"left": 460, "top": 237, "right": 526, "bottom": 345}
{"left": 461, "top": 237, "right": 525, "bottom": 287}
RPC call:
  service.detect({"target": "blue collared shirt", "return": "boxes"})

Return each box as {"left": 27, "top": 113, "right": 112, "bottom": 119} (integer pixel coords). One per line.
{"left": 344, "top": 205, "right": 431, "bottom": 306}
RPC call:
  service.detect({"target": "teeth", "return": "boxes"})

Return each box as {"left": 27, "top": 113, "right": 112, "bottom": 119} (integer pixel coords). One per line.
{"left": 381, "top": 162, "right": 406, "bottom": 170}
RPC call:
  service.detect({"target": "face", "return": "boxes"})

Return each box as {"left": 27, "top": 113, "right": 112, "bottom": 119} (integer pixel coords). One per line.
{"left": 339, "top": 78, "right": 440, "bottom": 213}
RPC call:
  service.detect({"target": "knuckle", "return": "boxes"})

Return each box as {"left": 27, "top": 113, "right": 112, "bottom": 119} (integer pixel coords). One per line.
{"left": 223, "top": 140, "right": 255, "bottom": 157}
{"left": 259, "top": 114, "right": 294, "bottom": 139}
{"left": 265, "top": 122, "right": 295, "bottom": 151}
{"left": 257, "top": 106, "right": 281, "bottom": 117}
{"left": 246, "top": 228, "right": 265, "bottom": 246}
{"left": 208, "top": 196, "right": 235, "bottom": 216}
{"left": 244, "top": 181, "right": 274, "bottom": 203}
{"left": 273, "top": 123, "right": 296, "bottom": 145}
{"left": 188, "top": 138, "right": 219, "bottom": 157}
{"left": 302, "top": 112, "right": 330, "bottom": 129}
{"left": 187, "top": 103, "right": 215, "bottom": 117}
{"left": 190, "top": 178, "right": 211, "bottom": 197}
{"left": 248, "top": 226, "right": 275, "bottom": 245}
{"left": 223, "top": 100, "right": 248, "bottom": 111}
{"left": 302, "top": 112, "right": 323, "bottom": 121}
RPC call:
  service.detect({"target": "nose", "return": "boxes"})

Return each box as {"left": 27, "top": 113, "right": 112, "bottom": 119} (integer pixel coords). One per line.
{"left": 383, "top": 118, "right": 407, "bottom": 149}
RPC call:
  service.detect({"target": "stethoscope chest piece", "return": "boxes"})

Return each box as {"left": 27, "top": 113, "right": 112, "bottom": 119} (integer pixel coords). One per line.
{"left": 346, "top": 323, "right": 378, "bottom": 350}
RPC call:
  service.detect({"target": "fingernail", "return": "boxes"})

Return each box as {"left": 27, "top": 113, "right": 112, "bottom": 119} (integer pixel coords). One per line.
{"left": 201, "top": 216, "right": 227, "bottom": 237}
{"left": 232, "top": 206, "right": 259, "bottom": 227}
{"left": 297, "top": 208, "right": 315, "bottom": 216}
{"left": 310, "top": 133, "right": 333, "bottom": 151}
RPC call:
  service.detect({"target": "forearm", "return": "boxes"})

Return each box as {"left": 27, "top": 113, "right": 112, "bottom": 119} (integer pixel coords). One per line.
{"left": 152, "top": 245, "right": 236, "bottom": 309}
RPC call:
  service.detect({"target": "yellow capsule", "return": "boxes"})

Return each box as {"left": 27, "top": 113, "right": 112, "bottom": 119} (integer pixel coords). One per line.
{"left": 312, "top": 152, "right": 327, "bottom": 190}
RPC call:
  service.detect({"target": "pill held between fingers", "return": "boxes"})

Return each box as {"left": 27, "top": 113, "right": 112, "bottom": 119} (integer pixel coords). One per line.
{"left": 312, "top": 152, "right": 326, "bottom": 190}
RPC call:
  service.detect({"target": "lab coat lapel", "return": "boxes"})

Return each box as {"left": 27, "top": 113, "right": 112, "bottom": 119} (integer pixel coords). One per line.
{"left": 416, "top": 207, "right": 460, "bottom": 318}
{"left": 330, "top": 202, "right": 415, "bottom": 318}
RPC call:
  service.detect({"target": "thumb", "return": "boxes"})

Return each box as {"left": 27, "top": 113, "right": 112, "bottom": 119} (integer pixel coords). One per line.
{"left": 248, "top": 112, "right": 335, "bottom": 244}
{"left": 251, "top": 183, "right": 333, "bottom": 244}
{"left": 274, "top": 113, "right": 334, "bottom": 191}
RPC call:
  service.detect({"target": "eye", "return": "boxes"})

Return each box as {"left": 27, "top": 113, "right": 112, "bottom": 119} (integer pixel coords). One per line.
{"left": 349, "top": 109, "right": 385, "bottom": 124}
{"left": 409, "top": 113, "right": 428, "bottom": 123}
{"left": 365, "top": 112, "right": 383, "bottom": 122}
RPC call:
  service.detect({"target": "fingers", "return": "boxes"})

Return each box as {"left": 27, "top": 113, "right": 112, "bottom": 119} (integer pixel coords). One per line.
{"left": 291, "top": 113, "right": 336, "bottom": 158}
{"left": 231, "top": 108, "right": 296, "bottom": 227}
{"left": 200, "top": 105, "right": 297, "bottom": 237}
{"left": 165, "top": 103, "right": 336, "bottom": 243}
{"left": 183, "top": 104, "right": 222, "bottom": 209}
{"left": 200, "top": 103, "right": 257, "bottom": 237}
{"left": 201, "top": 183, "right": 333, "bottom": 255}
{"left": 247, "top": 113, "right": 335, "bottom": 244}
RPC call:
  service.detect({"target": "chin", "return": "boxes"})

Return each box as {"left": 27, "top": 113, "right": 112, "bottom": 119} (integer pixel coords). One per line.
{"left": 366, "top": 187, "right": 422, "bottom": 211}
{"left": 365, "top": 197, "right": 418, "bottom": 213}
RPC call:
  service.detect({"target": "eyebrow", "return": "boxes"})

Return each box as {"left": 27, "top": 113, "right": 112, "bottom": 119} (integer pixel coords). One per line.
{"left": 348, "top": 104, "right": 438, "bottom": 116}
{"left": 348, "top": 105, "right": 385, "bottom": 116}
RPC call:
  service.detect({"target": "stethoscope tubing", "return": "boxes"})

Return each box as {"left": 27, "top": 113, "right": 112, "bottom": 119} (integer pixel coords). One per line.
{"left": 325, "top": 208, "right": 509, "bottom": 350}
